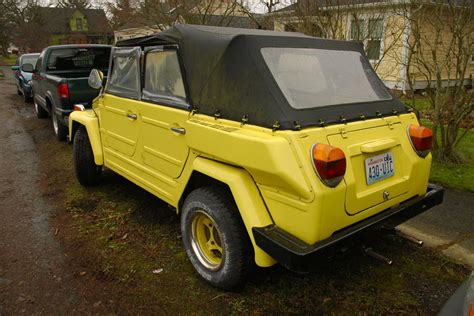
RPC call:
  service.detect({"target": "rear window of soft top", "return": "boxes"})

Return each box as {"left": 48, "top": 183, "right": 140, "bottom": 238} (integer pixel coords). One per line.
{"left": 261, "top": 47, "right": 392, "bottom": 109}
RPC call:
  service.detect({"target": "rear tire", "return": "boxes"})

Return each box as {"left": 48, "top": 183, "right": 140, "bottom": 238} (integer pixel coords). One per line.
{"left": 181, "top": 186, "right": 253, "bottom": 290}
{"left": 52, "top": 106, "right": 68, "bottom": 141}
{"left": 34, "top": 98, "right": 48, "bottom": 119}
{"left": 73, "top": 126, "right": 102, "bottom": 186}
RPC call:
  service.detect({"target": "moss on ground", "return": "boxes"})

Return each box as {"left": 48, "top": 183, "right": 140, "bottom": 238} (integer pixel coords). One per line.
{"left": 37, "top": 134, "right": 469, "bottom": 314}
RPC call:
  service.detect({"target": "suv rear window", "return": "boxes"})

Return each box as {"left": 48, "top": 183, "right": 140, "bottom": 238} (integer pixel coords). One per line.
{"left": 261, "top": 47, "right": 392, "bottom": 109}
{"left": 47, "top": 47, "right": 111, "bottom": 71}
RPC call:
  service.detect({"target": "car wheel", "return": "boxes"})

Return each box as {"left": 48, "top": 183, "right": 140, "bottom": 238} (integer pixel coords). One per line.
{"left": 73, "top": 126, "right": 102, "bottom": 186}
{"left": 23, "top": 90, "right": 32, "bottom": 103}
{"left": 181, "top": 186, "right": 253, "bottom": 290}
{"left": 34, "top": 98, "right": 48, "bottom": 119}
{"left": 51, "top": 106, "right": 68, "bottom": 141}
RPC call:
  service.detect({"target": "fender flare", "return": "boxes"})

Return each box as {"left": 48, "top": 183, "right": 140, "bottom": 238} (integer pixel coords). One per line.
{"left": 69, "top": 110, "right": 104, "bottom": 165}
{"left": 192, "top": 157, "right": 276, "bottom": 267}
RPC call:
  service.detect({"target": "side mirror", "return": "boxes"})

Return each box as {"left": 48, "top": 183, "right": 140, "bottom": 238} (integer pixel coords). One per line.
{"left": 11, "top": 65, "right": 20, "bottom": 71}
{"left": 21, "top": 63, "right": 34, "bottom": 73}
{"left": 88, "top": 69, "right": 104, "bottom": 90}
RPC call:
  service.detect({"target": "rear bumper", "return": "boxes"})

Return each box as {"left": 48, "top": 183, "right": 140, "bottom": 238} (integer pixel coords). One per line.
{"left": 252, "top": 183, "right": 444, "bottom": 272}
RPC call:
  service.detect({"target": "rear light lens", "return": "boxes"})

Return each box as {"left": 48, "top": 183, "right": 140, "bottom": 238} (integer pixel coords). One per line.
{"left": 408, "top": 124, "right": 433, "bottom": 157}
{"left": 74, "top": 104, "right": 85, "bottom": 111}
{"left": 311, "top": 143, "right": 346, "bottom": 187}
{"left": 58, "top": 83, "right": 69, "bottom": 99}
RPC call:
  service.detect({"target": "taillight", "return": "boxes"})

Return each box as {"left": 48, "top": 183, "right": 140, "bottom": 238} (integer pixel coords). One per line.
{"left": 74, "top": 104, "right": 85, "bottom": 111}
{"left": 58, "top": 83, "right": 69, "bottom": 99}
{"left": 311, "top": 143, "right": 346, "bottom": 187}
{"left": 408, "top": 124, "right": 433, "bottom": 157}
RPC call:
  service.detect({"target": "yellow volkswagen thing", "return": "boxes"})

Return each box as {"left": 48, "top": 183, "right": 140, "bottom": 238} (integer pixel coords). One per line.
{"left": 69, "top": 25, "right": 443, "bottom": 290}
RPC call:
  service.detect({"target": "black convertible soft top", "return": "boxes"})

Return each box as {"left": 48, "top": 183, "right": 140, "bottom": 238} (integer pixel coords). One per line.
{"left": 117, "top": 24, "right": 407, "bottom": 130}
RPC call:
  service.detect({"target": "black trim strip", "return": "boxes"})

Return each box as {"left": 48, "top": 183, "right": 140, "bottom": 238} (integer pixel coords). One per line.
{"left": 253, "top": 183, "right": 444, "bottom": 272}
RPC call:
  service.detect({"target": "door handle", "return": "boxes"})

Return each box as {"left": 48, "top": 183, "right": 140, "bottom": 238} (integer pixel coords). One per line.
{"left": 126, "top": 113, "right": 137, "bottom": 120}
{"left": 170, "top": 127, "right": 186, "bottom": 135}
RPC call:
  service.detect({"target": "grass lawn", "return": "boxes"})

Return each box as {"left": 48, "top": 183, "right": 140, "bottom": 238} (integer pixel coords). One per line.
{"left": 400, "top": 96, "right": 473, "bottom": 191}
{"left": 429, "top": 126, "right": 474, "bottom": 192}
{"left": 400, "top": 96, "right": 431, "bottom": 111}
{"left": 0, "top": 54, "right": 18, "bottom": 66}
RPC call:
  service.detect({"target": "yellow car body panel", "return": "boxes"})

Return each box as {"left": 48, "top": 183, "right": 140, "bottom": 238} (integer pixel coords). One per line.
{"left": 71, "top": 92, "right": 433, "bottom": 267}
{"left": 69, "top": 110, "right": 104, "bottom": 165}
{"left": 182, "top": 112, "right": 431, "bottom": 247}
{"left": 192, "top": 157, "right": 276, "bottom": 267}
{"left": 95, "top": 94, "right": 190, "bottom": 207}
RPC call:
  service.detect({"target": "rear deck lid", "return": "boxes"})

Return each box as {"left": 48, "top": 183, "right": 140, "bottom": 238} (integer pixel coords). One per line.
{"left": 327, "top": 118, "right": 413, "bottom": 215}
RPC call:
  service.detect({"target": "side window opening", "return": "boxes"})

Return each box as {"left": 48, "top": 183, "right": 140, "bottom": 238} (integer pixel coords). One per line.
{"left": 105, "top": 47, "right": 141, "bottom": 100}
{"left": 142, "top": 48, "right": 187, "bottom": 105}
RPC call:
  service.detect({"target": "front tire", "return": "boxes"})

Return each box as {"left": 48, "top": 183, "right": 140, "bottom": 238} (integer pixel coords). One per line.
{"left": 52, "top": 106, "right": 68, "bottom": 141}
{"left": 23, "top": 89, "right": 32, "bottom": 103}
{"left": 73, "top": 126, "right": 102, "bottom": 186}
{"left": 181, "top": 186, "right": 253, "bottom": 290}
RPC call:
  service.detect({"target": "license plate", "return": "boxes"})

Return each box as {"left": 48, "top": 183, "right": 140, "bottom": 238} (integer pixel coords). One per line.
{"left": 365, "top": 152, "right": 394, "bottom": 185}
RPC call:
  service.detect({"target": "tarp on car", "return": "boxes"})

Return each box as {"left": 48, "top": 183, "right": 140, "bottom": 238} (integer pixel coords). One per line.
{"left": 117, "top": 24, "right": 408, "bottom": 130}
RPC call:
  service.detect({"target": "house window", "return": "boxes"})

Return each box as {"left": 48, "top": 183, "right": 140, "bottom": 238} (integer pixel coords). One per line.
{"left": 367, "top": 19, "right": 383, "bottom": 60}
{"left": 76, "top": 18, "right": 83, "bottom": 31}
{"left": 349, "top": 17, "right": 383, "bottom": 61}
{"left": 350, "top": 19, "right": 365, "bottom": 41}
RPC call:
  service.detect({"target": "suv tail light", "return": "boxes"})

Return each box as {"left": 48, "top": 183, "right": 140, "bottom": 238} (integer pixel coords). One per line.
{"left": 408, "top": 124, "right": 433, "bottom": 157}
{"left": 58, "top": 83, "right": 69, "bottom": 99}
{"left": 311, "top": 143, "right": 346, "bottom": 187}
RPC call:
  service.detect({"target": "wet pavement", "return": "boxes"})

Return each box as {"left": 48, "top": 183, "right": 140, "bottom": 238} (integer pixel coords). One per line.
{"left": 0, "top": 66, "right": 99, "bottom": 314}
{"left": 401, "top": 189, "right": 474, "bottom": 268}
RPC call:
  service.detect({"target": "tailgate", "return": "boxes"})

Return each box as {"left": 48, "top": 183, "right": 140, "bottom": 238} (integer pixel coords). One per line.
{"left": 327, "top": 119, "right": 413, "bottom": 215}
{"left": 67, "top": 77, "right": 100, "bottom": 107}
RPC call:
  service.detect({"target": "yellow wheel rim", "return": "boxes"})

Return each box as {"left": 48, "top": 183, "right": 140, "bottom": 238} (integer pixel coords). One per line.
{"left": 190, "top": 210, "right": 224, "bottom": 271}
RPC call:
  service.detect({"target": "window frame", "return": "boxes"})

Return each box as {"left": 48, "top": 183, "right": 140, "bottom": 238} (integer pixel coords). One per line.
{"left": 105, "top": 47, "right": 142, "bottom": 100}
{"left": 347, "top": 15, "right": 385, "bottom": 63}
{"left": 350, "top": 18, "right": 365, "bottom": 42}
{"left": 141, "top": 45, "right": 191, "bottom": 110}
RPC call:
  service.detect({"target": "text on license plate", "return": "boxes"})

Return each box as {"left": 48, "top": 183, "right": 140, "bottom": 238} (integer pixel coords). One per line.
{"left": 365, "top": 152, "right": 394, "bottom": 185}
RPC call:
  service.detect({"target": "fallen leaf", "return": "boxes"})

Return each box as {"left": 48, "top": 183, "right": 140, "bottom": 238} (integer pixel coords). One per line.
{"left": 152, "top": 268, "right": 163, "bottom": 274}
